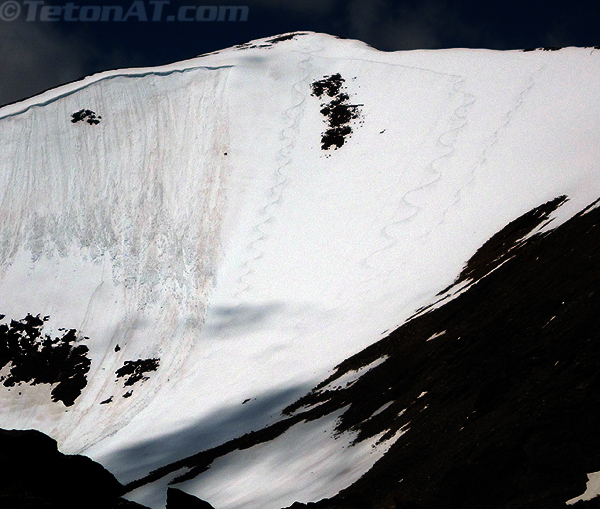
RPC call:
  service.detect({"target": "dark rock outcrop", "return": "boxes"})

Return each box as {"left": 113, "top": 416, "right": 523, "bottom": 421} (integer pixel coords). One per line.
{"left": 71, "top": 109, "right": 101, "bottom": 125}
{"left": 0, "top": 429, "right": 148, "bottom": 509}
{"left": 166, "top": 487, "right": 215, "bottom": 509}
{"left": 311, "top": 73, "right": 361, "bottom": 150}
{"left": 0, "top": 314, "right": 91, "bottom": 406}
{"left": 116, "top": 358, "right": 160, "bottom": 387}
{"left": 126, "top": 195, "right": 600, "bottom": 509}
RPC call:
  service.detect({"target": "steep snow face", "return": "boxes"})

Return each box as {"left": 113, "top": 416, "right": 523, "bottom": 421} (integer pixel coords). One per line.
{"left": 0, "top": 63, "right": 233, "bottom": 450}
{"left": 1, "top": 32, "right": 600, "bottom": 508}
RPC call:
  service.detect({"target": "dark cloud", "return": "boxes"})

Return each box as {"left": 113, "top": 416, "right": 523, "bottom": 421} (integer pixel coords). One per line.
{"left": 337, "top": 0, "right": 600, "bottom": 51}
{"left": 0, "top": 17, "right": 151, "bottom": 107}
{"left": 542, "top": 22, "right": 575, "bottom": 49}
{"left": 247, "top": 0, "right": 338, "bottom": 16}
{"left": 342, "top": 0, "right": 482, "bottom": 51}
{"left": 0, "top": 21, "right": 91, "bottom": 106}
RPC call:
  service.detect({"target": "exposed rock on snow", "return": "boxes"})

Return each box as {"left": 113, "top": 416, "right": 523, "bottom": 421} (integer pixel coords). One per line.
{"left": 1, "top": 31, "right": 600, "bottom": 509}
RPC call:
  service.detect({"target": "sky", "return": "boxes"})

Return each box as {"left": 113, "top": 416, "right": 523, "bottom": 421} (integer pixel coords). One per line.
{"left": 0, "top": 0, "right": 599, "bottom": 107}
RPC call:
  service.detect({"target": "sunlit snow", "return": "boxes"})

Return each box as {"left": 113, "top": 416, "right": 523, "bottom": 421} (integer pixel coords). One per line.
{"left": 1, "top": 32, "right": 600, "bottom": 508}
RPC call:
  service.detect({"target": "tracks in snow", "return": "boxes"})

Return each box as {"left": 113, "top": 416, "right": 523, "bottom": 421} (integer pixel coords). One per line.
{"left": 352, "top": 72, "right": 477, "bottom": 296}
{"left": 353, "top": 64, "right": 544, "bottom": 301}
{"left": 234, "top": 53, "right": 313, "bottom": 301}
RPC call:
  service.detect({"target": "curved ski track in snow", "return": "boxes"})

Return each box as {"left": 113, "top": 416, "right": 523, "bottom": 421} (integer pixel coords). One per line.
{"left": 350, "top": 71, "right": 476, "bottom": 297}
{"left": 380, "top": 64, "right": 549, "bottom": 315}
{"left": 289, "top": 53, "right": 480, "bottom": 306}
{"left": 437, "top": 64, "right": 547, "bottom": 230}
{"left": 235, "top": 54, "right": 312, "bottom": 301}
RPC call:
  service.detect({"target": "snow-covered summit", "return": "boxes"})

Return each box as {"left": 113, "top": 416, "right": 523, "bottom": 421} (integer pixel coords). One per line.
{"left": 1, "top": 32, "right": 600, "bottom": 508}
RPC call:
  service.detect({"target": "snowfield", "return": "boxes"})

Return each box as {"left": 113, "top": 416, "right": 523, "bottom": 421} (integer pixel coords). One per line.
{"left": 1, "top": 32, "right": 600, "bottom": 508}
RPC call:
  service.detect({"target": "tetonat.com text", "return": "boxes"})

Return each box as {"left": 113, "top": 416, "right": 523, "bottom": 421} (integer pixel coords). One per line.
{"left": 0, "top": 1, "right": 249, "bottom": 22}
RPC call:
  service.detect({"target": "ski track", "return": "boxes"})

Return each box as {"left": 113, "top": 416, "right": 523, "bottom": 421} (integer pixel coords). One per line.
{"left": 350, "top": 70, "right": 476, "bottom": 297}
{"left": 351, "top": 62, "right": 544, "bottom": 301}
{"left": 392, "top": 65, "right": 547, "bottom": 317}
{"left": 2, "top": 34, "right": 600, "bottom": 509}
{"left": 234, "top": 52, "right": 312, "bottom": 303}
{"left": 437, "top": 64, "right": 547, "bottom": 229}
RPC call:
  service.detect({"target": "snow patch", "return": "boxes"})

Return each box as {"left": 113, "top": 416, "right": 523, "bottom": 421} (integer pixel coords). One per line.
{"left": 566, "top": 471, "right": 600, "bottom": 505}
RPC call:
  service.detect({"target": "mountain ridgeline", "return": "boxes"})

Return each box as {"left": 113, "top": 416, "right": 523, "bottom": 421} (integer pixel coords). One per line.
{"left": 1, "top": 32, "right": 600, "bottom": 509}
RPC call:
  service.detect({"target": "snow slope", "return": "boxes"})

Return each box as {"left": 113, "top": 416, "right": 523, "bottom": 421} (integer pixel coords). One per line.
{"left": 1, "top": 33, "right": 600, "bottom": 508}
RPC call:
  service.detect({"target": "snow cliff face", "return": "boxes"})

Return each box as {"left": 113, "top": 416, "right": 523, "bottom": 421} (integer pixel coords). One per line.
{"left": 1, "top": 32, "right": 600, "bottom": 509}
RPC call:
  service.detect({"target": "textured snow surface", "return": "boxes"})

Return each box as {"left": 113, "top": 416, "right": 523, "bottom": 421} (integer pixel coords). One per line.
{"left": 1, "top": 33, "right": 600, "bottom": 508}
{"left": 568, "top": 471, "right": 600, "bottom": 504}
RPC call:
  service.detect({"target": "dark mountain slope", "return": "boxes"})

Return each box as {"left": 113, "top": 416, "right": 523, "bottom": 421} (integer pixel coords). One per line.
{"left": 282, "top": 194, "right": 600, "bottom": 509}
{"left": 122, "top": 194, "right": 600, "bottom": 508}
